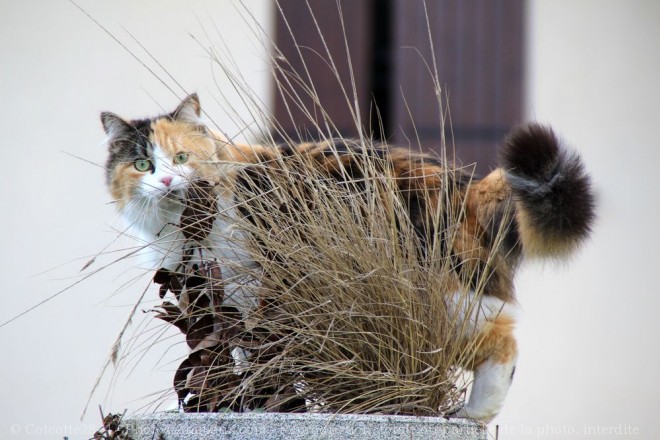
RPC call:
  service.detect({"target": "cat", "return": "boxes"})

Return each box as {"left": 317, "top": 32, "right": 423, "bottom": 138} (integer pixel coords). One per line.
{"left": 101, "top": 94, "right": 595, "bottom": 422}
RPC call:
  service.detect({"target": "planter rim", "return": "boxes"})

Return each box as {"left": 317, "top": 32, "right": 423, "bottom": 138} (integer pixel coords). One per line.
{"left": 123, "top": 412, "right": 487, "bottom": 440}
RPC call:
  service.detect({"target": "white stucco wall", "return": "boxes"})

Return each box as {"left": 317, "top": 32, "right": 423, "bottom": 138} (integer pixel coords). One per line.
{"left": 0, "top": 1, "right": 273, "bottom": 438}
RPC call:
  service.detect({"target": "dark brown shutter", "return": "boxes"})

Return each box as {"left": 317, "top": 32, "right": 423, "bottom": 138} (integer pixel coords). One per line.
{"left": 391, "top": 0, "right": 525, "bottom": 173}
{"left": 272, "top": 0, "right": 525, "bottom": 174}
{"left": 272, "top": 0, "right": 372, "bottom": 141}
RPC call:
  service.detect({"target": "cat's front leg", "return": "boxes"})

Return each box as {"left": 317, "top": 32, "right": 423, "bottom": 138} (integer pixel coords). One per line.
{"left": 450, "top": 315, "right": 517, "bottom": 423}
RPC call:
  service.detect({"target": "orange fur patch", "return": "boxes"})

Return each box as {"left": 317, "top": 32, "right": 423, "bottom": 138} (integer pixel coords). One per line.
{"left": 472, "top": 314, "right": 517, "bottom": 368}
{"left": 151, "top": 119, "right": 220, "bottom": 180}
{"left": 111, "top": 163, "right": 142, "bottom": 209}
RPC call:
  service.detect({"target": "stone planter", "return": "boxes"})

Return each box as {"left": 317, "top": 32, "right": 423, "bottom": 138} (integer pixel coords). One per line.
{"left": 123, "top": 412, "right": 486, "bottom": 440}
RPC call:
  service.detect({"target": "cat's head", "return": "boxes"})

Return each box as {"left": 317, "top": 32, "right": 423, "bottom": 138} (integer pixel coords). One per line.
{"left": 102, "top": 94, "right": 219, "bottom": 210}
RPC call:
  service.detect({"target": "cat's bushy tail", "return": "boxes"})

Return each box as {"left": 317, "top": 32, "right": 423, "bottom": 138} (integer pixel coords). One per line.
{"left": 500, "top": 123, "right": 596, "bottom": 258}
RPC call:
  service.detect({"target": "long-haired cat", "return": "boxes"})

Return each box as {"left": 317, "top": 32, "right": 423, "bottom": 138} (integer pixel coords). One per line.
{"left": 102, "top": 94, "right": 594, "bottom": 422}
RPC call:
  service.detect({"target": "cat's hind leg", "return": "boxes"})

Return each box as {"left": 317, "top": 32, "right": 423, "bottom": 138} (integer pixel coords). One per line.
{"left": 450, "top": 314, "right": 517, "bottom": 423}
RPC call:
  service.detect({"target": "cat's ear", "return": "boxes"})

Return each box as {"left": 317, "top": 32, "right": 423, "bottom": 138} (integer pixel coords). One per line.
{"left": 171, "top": 93, "right": 201, "bottom": 124}
{"left": 101, "top": 112, "right": 131, "bottom": 138}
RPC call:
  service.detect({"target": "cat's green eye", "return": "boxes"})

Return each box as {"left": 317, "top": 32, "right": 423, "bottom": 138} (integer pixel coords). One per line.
{"left": 173, "top": 152, "right": 189, "bottom": 165}
{"left": 134, "top": 159, "right": 151, "bottom": 172}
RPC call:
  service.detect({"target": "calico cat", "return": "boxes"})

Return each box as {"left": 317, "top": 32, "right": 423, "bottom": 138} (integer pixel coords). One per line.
{"left": 102, "top": 94, "right": 595, "bottom": 422}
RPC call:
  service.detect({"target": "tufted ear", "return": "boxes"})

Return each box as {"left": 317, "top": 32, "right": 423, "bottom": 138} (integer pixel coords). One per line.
{"left": 171, "top": 93, "right": 201, "bottom": 124}
{"left": 100, "top": 111, "right": 131, "bottom": 138}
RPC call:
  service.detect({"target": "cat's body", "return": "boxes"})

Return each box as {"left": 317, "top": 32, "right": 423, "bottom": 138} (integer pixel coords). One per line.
{"left": 102, "top": 94, "right": 594, "bottom": 422}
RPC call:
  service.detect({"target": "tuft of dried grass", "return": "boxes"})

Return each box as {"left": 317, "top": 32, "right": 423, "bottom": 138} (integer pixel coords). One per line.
{"left": 152, "top": 135, "right": 494, "bottom": 415}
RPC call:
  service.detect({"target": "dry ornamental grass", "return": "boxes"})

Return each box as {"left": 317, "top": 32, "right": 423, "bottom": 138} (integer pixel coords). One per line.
{"left": 149, "top": 139, "right": 494, "bottom": 416}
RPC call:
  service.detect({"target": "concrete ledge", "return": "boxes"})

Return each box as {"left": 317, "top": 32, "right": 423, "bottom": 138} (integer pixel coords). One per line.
{"left": 123, "top": 412, "right": 486, "bottom": 440}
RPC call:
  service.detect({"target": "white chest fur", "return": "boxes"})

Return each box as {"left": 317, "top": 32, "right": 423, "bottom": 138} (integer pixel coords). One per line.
{"left": 122, "top": 191, "right": 259, "bottom": 315}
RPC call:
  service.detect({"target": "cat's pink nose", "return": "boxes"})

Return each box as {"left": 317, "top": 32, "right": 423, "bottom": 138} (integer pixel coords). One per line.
{"left": 160, "top": 176, "right": 173, "bottom": 187}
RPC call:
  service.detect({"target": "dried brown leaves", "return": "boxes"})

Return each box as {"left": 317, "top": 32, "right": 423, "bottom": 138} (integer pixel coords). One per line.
{"left": 92, "top": 410, "right": 132, "bottom": 440}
